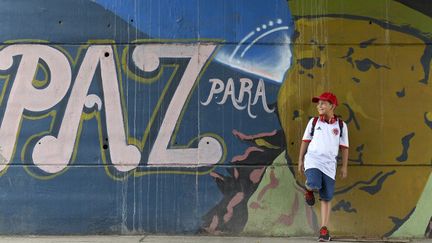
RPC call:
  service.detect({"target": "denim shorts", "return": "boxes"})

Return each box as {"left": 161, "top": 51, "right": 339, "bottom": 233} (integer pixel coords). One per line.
{"left": 305, "top": 168, "right": 335, "bottom": 201}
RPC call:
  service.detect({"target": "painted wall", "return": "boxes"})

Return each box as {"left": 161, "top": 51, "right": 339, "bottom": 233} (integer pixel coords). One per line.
{"left": 0, "top": 0, "right": 430, "bottom": 238}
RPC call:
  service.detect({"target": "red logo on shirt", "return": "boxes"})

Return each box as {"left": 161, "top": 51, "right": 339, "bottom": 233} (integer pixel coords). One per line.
{"left": 332, "top": 128, "right": 339, "bottom": 136}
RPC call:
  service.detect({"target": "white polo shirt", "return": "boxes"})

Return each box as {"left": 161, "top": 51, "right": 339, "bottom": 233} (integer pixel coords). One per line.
{"left": 302, "top": 117, "right": 349, "bottom": 180}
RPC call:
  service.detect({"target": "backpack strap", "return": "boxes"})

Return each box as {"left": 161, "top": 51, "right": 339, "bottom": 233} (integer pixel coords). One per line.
{"left": 310, "top": 116, "right": 344, "bottom": 138}
{"left": 310, "top": 117, "right": 319, "bottom": 137}
{"left": 338, "top": 117, "right": 344, "bottom": 137}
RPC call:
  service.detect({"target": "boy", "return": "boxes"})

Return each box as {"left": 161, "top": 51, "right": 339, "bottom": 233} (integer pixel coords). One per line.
{"left": 298, "top": 92, "right": 349, "bottom": 242}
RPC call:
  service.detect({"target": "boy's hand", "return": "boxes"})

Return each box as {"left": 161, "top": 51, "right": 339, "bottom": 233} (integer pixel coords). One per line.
{"left": 297, "top": 160, "right": 304, "bottom": 175}
{"left": 340, "top": 166, "right": 348, "bottom": 179}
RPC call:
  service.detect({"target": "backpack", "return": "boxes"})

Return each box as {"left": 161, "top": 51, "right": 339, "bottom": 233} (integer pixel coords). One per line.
{"left": 310, "top": 116, "right": 344, "bottom": 138}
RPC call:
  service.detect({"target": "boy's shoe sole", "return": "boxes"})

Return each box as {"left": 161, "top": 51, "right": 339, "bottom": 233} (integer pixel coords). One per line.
{"left": 304, "top": 189, "right": 315, "bottom": 206}
{"left": 318, "top": 237, "right": 331, "bottom": 242}
{"left": 318, "top": 226, "right": 331, "bottom": 242}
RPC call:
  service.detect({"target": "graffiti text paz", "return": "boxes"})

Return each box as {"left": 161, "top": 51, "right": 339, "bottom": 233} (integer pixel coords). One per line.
{"left": 0, "top": 44, "right": 223, "bottom": 174}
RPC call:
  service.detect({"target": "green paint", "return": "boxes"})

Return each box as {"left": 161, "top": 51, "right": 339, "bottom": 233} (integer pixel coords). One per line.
{"left": 243, "top": 152, "right": 314, "bottom": 236}
{"left": 391, "top": 173, "right": 432, "bottom": 238}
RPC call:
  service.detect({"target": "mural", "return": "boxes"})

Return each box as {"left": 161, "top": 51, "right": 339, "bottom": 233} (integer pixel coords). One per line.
{"left": 278, "top": 0, "right": 432, "bottom": 238}
{"left": 0, "top": 0, "right": 292, "bottom": 235}
{"left": 0, "top": 0, "right": 430, "bottom": 238}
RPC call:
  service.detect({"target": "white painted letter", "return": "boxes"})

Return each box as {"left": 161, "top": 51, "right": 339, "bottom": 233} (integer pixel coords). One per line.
{"left": 252, "top": 79, "right": 275, "bottom": 114}
{"left": 33, "top": 46, "right": 140, "bottom": 173}
{"left": 217, "top": 78, "right": 245, "bottom": 110}
{"left": 0, "top": 45, "right": 71, "bottom": 172}
{"left": 201, "top": 78, "right": 224, "bottom": 106}
{"left": 133, "top": 44, "right": 223, "bottom": 166}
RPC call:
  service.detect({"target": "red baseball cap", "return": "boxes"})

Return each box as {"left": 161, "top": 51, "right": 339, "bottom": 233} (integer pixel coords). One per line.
{"left": 312, "top": 92, "right": 338, "bottom": 106}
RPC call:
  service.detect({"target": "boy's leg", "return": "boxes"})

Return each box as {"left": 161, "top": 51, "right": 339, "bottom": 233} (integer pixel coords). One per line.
{"left": 321, "top": 200, "right": 331, "bottom": 227}
{"left": 319, "top": 201, "right": 332, "bottom": 242}
{"left": 304, "top": 169, "right": 322, "bottom": 206}
{"left": 318, "top": 173, "right": 335, "bottom": 241}
{"left": 318, "top": 172, "right": 335, "bottom": 225}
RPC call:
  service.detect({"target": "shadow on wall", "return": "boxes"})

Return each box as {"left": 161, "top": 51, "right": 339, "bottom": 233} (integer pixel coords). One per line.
{"left": 426, "top": 216, "right": 432, "bottom": 238}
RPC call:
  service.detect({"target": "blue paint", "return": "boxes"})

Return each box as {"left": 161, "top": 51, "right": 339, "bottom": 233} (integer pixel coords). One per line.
{"left": 353, "top": 144, "right": 364, "bottom": 164}
{"left": 0, "top": 166, "right": 220, "bottom": 234}
{"left": 341, "top": 47, "right": 355, "bottom": 68}
{"left": 337, "top": 144, "right": 364, "bottom": 164}
{"left": 396, "top": 88, "right": 406, "bottom": 97}
{"left": 92, "top": 0, "right": 294, "bottom": 83}
{"left": 424, "top": 112, "right": 432, "bottom": 129}
{"left": 92, "top": 0, "right": 293, "bottom": 43}
{"left": 343, "top": 103, "right": 360, "bottom": 130}
{"left": 396, "top": 132, "right": 415, "bottom": 162}
{"left": 354, "top": 58, "right": 390, "bottom": 72}
{"left": 332, "top": 200, "right": 357, "bottom": 213}
{"left": 359, "top": 170, "right": 396, "bottom": 195}
{"left": 297, "top": 58, "right": 315, "bottom": 69}
{"left": 0, "top": 0, "right": 147, "bottom": 43}
{"left": 352, "top": 77, "right": 360, "bottom": 83}
{"left": 334, "top": 168, "right": 394, "bottom": 199}
{"left": 334, "top": 172, "right": 383, "bottom": 195}
{"left": 293, "top": 110, "right": 299, "bottom": 120}
{"left": 359, "top": 38, "right": 377, "bottom": 48}
{"left": 316, "top": 58, "right": 324, "bottom": 68}
{"left": 419, "top": 45, "right": 432, "bottom": 84}
{"left": 0, "top": 0, "right": 292, "bottom": 235}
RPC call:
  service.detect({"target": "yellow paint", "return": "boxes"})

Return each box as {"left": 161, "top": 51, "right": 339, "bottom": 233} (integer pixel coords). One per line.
{"left": 0, "top": 75, "right": 11, "bottom": 107}
{"left": 279, "top": 17, "right": 432, "bottom": 165}
{"left": 255, "top": 139, "right": 280, "bottom": 149}
{"left": 278, "top": 17, "right": 432, "bottom": 236}
{"left": 32, "top": 63, "right": 49, "bottom": 88}
{"left": 426, "top": 111, "right": 432, "bottom": 121}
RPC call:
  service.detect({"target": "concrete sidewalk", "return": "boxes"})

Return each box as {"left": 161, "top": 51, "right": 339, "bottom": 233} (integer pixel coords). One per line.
{"left": 0, "top": 236, "right": 427, "bottom": 243}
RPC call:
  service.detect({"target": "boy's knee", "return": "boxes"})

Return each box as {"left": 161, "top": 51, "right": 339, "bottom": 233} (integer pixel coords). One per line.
{"left": 305, "top": 168, "right": 322, "bottom": 191}
{"left": 305, "top": 180, "right": 321, "bottom": 192}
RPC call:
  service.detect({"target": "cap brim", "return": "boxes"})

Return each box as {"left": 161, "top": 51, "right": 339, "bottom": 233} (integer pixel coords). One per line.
{"left": 312, "top": 97, "right": 320, "bottom": 103}
{"left": 312, "top": 97, "right": 334, "bottom": 104}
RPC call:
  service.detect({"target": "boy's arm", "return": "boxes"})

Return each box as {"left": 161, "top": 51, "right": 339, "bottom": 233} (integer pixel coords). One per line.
{"left": 299, "top": 118, "right": 313, "bottom": 175}
{"left": 340, "top": 121, "right": 349, "bottom": 179}
{"left": 298, "top": 141, "right": 309, "bottom": 174}
{"left": 340, "top": 147, "right": 349, "bottom": 178}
